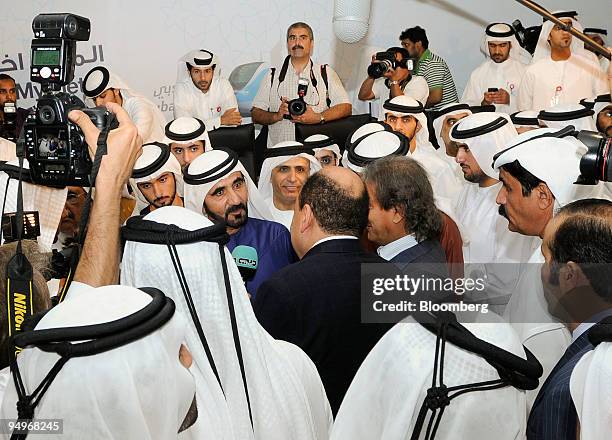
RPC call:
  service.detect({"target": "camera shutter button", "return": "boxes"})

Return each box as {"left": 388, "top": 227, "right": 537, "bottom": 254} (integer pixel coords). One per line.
{"left": 40, "top": 67, "right": 52, "bottom": 79}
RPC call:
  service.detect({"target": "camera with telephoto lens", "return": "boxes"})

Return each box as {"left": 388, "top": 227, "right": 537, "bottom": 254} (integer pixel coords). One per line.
{"left": 367, "top": 51, "right": 399, "bottom": 79}
{"left": 285, "top": 77, "right": 310, "bottom": 119}
{"left": 1, "top": 102, "right": 17, "bottom": 142}
{"left": 576, "top": 131, "right": 612, "bottom": 184}
{"left": 20, "top": 13, "right": 117, "bottom": 187}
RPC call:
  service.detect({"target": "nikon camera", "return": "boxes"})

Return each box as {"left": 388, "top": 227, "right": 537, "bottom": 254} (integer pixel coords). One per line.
{"left": 21, "top": 13, "right": 116, "bottom": 187}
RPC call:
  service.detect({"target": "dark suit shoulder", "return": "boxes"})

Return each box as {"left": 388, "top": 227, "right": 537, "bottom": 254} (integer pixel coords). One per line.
{"left": 391, "top": 239, "right": 447, "bottom": 264}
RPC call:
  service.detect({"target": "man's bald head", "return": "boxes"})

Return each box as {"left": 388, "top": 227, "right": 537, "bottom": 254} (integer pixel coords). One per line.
{"left": 298, "top": 168, "right": 368, "bottom": 237}
{"left": 319, "top": 165, "right": 365, "bottom": 199}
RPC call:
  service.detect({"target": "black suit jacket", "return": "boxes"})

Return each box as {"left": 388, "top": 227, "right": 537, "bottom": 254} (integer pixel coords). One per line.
{"left": 253, "top": 238, "right": 393, "bottom": 415}
{"left": 390, "top": 239, "right": 448, "bottom": 273}
{"left": 527, "top": 331, "right": 593, "bottom": 440}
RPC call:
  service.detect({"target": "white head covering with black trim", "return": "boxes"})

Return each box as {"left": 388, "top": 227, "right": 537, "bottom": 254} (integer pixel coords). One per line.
{"left": 164, "top": 116, "right": 212, "bottom": 151}
{"left": 303, "top": 134, "right": 341, "bottom": 164}
{"left": 82, "top": 65, "right": 167, "bottom": 144}
{"left": 481, "top": 22, "right": 531, "bottom": 64}
{"left": 121, "top": 206, "right": 333, "bottom": 440}
{"left": 82, "top": 65, "right": 133, "bottom": 105}
{"left": 511, "top": 110, "right": 541, "bottom": 130}
{"left": 382, "top": 95, "right": 431, "bottom": 150}
{"left": 342, "top": 129, "right": 409, "bottom": 174}
{"left": 177, "top": 49, "right": 221, "bottom": 85}
{"left": 538, "top": 104, "right": 596, "bottom": 131}
{"left": 532, "top": 11, "right": 592, "bottom": 64}
{"left": 0, "top": 284, "right": 196, "bottom": 440}
{"left": 331, "top": 311, "right": 536, "bottom": 440}
{"left": 583, "top": 27, "right": 609, "bottom": 47}
{"left": 129, "top": 142, "right": 184, "bottom": 214}
{"left": 183, "top": 148, "right": 271, "bottom": 220}
{"left": 257, "top": 141, "right": 321, "bottom": 202}
{"left": 430, "top": 103, "right": 473, "bottom": 149}
{"left": 493, "top": 132, "right": 586, "bottom": 207}
{"left": 428, "top": 103, "right": 475, "bottom": 178}
{"left": 585, "top": 94, "right": 612, "bottom": 134}
{"left": 0, "top": 159, "right": 67, "bottom": 252}
{"left": 450, "top": 112, "right": 518, "bottom": 180}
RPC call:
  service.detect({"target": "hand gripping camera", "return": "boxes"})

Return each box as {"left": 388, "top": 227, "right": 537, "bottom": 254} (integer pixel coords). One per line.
{"left": 21, "top": 14, "right": 116, "bottom": 187}
{"left": 367, "top": 51, "right": 413, "bottom": 79}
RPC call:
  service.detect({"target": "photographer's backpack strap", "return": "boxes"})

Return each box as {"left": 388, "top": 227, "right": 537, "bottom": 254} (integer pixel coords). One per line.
{"left": 320, "top": 64, "right": 332, "bottom": 108}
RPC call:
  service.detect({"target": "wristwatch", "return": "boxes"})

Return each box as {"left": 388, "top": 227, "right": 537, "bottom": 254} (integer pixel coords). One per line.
{"left": 320, "top": 113, "right": 326, "bottom": 124}
{"left": 389, "top": 80, "right": 400, "bottom": 85}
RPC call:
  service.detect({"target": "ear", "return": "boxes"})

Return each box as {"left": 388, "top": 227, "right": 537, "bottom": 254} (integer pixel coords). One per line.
{"left": 563, "top": 261, "right": 590, "bottom": 290}
{"left": 392, "top": 206, "right": 404, "bottom": 224}
{"left": 300, "top": 203, "right": 314, "bottom": 234}
{"left": 536, "top": 183, "right": 555, "bottom": 210}
{"left": 415, "top": 120, "right": 422, "bottom": 133}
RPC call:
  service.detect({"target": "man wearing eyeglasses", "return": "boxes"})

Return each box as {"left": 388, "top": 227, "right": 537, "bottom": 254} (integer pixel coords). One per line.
{"left": 57, "top": 187, "right": 87, "bottom": 245}
{"left": 251, "top": 22, "right": 352, "bottom": 146}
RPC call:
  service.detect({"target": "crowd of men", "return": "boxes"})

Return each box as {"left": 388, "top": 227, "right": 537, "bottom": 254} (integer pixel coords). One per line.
{"left": 0, "top": 10, "right": 611, "bottom": 440}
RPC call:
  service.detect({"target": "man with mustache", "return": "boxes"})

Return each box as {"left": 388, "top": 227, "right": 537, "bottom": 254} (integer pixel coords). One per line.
{"left": 518, "top": 11, "right": 607, "bottom": 111}
{"left": 462, "top": 23, "right": 528, "bottom": 114}
{"left": 174, "top": 50, "right": 241, "bottom": 130}
{"left": 450, "top": 112, "right": 540, "bottom": 312}
{"left": 184, "top": 148, "right": 296, "bottom": 298}
{"left": 493, "top": 130, "right": 592, "bottom": 407}
{"left": 252, "top": 22, "right": 351, "bottom": 146}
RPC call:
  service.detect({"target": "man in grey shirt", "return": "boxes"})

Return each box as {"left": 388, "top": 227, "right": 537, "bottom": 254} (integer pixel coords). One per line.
{"left": 251, "top": 22, "right": 352, "bottom": 146}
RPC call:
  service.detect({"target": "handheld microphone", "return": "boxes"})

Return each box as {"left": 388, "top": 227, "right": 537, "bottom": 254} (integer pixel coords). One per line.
{"left": 231, "top": 245, "right": 258, "bottom": 283}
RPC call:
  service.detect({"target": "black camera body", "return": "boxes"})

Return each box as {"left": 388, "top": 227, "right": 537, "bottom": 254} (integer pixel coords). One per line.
{"left": 368, "top": 51, "right": 398, "bottom": 79}
{"left": 20, "top": 13, "right": 111, "bottom": 187}
{"left": 285, "top": 77, "right": 310, "bottom": 119}
{"left": 22, "top": 97, "right": 115, "bottom": 187}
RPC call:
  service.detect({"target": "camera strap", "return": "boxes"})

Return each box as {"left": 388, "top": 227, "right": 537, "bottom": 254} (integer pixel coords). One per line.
{"left": 8, "top": 287, "right": 175, "bottom": 440}
{"left": 276, "top": 55, "right": 330, "bottom": 107}
{"left": 57, "top": 112, "right": 117, "bottom": 303}
{"left": 320, "top": 64, "right": 332, "bottom": 107}
{"left": 5, "top": 135, "right": 35, "bottom": 358}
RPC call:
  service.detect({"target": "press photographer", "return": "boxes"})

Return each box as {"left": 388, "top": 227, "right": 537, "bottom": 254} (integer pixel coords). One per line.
{"left": 251, "top": 22, "right": 352, "bottom": 146}
{"left": 358, "top": 46, "right": 428, "bottom": 119}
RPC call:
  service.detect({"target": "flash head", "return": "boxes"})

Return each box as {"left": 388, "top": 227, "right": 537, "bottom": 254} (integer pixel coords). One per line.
{"left": 32, "top": 13, "right": 90, "bottom": 40}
